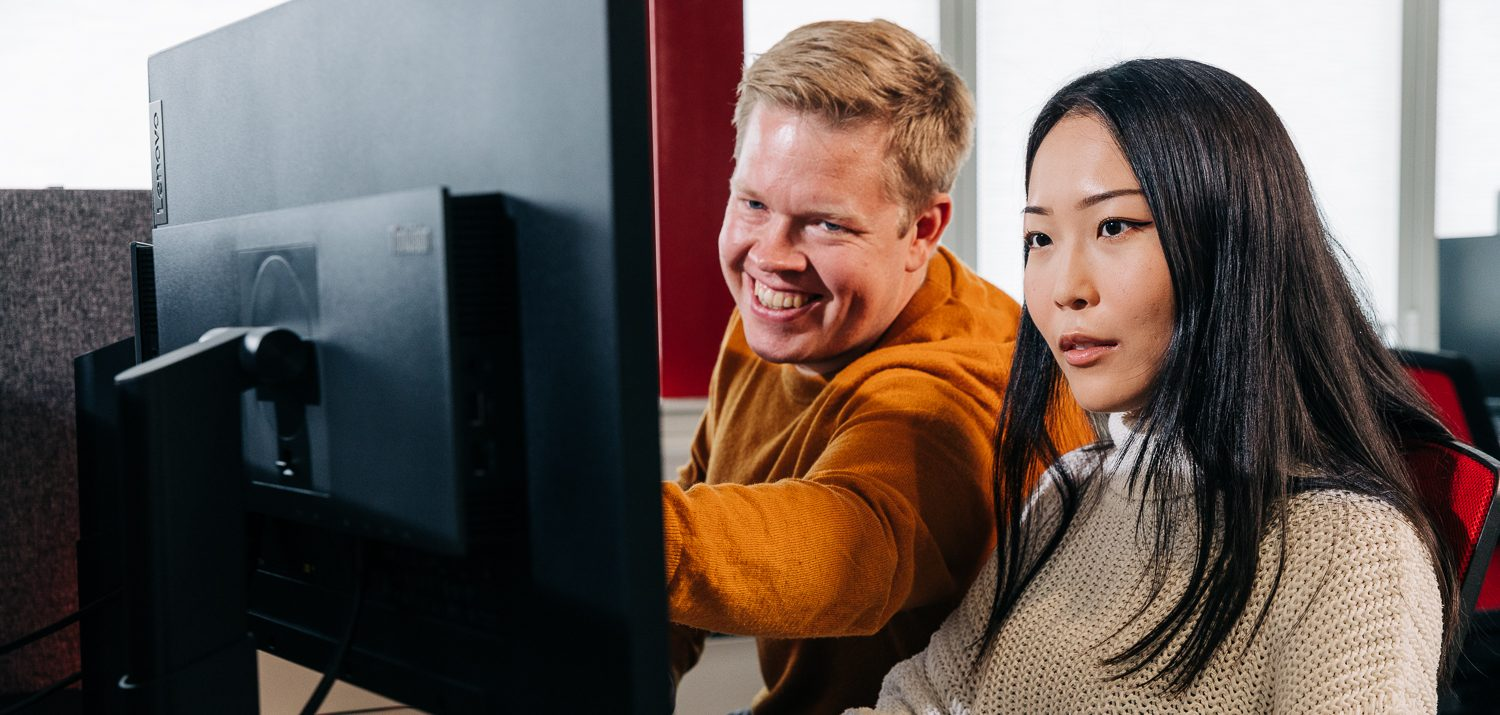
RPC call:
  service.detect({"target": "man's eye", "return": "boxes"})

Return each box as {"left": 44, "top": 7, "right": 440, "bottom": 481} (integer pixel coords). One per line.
{"left": 1024, "top": 232, "right": 1052, "bottom": 249}
{"left": 746, "top": 199, "right": 766, "bottom": 211}
{"left": 820, "top": 220, "right": 847, "bottom": 233}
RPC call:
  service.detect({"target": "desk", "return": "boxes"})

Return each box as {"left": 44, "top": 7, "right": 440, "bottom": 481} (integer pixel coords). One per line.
{"left": 258, "top": 653, "right": 422, "bottom": 714}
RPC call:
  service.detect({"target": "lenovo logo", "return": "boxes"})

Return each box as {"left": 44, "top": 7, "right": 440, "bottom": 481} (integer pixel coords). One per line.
{"left": 149, "top": 100, "right": 168, "bottom": 226}
{"left": 390, "top": 225, "right": 433, "bottom": 256}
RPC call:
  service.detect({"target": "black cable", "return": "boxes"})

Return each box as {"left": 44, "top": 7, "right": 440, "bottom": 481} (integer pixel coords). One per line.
{"left": 0, "top": 589, "right": 121, "bottom": 657}
{"left": 0, "top": 671, "right": 82, "bottom": 715}
{"left": 315, "top": 707, "right": 411, "bottom": 714}
{"left": 299, "top": 540, "right": 367, "bottom": 715}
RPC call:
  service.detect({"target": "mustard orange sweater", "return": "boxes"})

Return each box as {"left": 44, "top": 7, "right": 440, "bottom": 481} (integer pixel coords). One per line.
{"left": 662, "top": 248, "right": 1093, "bottom": 714}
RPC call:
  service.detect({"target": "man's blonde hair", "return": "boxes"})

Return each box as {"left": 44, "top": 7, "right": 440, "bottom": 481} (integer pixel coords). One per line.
{"left": 734, "top": 19, "right": 975, "bottom": 223}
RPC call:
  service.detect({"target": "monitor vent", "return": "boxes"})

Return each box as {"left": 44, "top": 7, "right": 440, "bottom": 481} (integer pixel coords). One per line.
{"left": 130, "top": 241, "right": 159, "bottom": 362}
{"left": 448, "top": 195, "right": 515, "bottom": 340}
{"left": 445, "top": 193, "right": 526, "bottom": 547}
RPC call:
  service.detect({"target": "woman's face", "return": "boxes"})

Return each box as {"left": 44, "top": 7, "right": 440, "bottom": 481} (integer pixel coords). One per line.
{"left": 1023, "top": 115, "right": 1174, "bottom": 415}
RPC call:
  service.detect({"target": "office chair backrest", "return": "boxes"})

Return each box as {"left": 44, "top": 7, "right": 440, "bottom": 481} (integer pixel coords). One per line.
{"left": 1406, "top": 440, "right": 1500, "bottom": 616}
{"left": 1396, "top": 349, "right": 1500, "bottom": 460}
{"left": 1396, "top": 349, "right": 1500, "bottom": 614}
{"left": 1411, "top": 368, "right": 1476, "bottom": 443}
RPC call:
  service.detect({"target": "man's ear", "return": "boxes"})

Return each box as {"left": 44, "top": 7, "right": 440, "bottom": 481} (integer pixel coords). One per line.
{"left": 905, "top": 193, "right": 952, "bottom": 272}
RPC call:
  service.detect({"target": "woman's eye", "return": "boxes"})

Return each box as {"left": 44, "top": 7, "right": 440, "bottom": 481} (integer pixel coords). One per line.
{"left": 1024, "top": 232, "right": 1052, "bottom": 249}
{"left": 1100, "top": 219, "right": 1150, "bottom": 238}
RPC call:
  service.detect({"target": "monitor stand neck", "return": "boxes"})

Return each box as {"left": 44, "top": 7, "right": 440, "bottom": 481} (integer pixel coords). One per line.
{"left": 114, "top": 326, "right": 312, "bottom": 715}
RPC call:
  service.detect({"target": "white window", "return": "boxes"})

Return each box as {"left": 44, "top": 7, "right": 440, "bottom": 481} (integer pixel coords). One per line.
{"left": 744, "top": 0, "right": 940, "bottom": 60}
{"left": 975, "top": 1, "right": 1405, "bottom": 331}
{"left": 0, "top": 0, "right": 287, "bottom": 189}
{"left": 1436, "top": 0, "right": 1500, "bottom": 240}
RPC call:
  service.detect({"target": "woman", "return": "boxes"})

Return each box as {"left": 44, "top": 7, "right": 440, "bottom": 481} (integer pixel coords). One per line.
{"left": 856, "top": 59, "right": 1460, "bottom": 713}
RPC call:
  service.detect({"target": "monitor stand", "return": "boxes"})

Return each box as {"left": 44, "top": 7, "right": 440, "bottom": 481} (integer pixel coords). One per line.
{"left": 114, "top": 327, "right": 313, "bottom": 715}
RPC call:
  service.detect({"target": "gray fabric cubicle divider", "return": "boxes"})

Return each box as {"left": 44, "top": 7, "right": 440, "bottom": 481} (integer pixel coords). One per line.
{"left": 0, "top": 189, "right": 146, "bottom": 693}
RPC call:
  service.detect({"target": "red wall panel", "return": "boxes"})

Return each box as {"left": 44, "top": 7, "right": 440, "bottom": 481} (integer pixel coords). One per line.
{"left": 649, "top": 0, "right": 742, "bottom": 398}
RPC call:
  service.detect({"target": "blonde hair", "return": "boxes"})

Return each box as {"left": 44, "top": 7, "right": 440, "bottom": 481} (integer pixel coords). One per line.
{"left": 734, "top": 19, "right": 975, "bottom": 221}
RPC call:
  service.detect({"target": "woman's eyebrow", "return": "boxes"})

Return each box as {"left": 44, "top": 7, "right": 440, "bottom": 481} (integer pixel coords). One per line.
{"left": 1077, "top": 188, "right": 1144, "bottom": 209}
{"left": 1023, "top": 188, "right": 1145, "bottom": 216}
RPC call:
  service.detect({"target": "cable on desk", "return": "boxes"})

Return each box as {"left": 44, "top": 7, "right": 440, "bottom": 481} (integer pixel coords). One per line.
{"left": 300, "top": 539, "right": 368, "bottom": 715}
{"left": 0, "top": 671, "right": 82, "bottom": 715}
{"left": 0, "top": 589, "right": 121, "bottom": 657}
{"left": 316, "top": 707, "right": 411, "bottom": 714}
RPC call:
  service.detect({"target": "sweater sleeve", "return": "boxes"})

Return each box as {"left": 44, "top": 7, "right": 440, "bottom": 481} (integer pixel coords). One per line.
{"left": 852, "top": 550, "right": 998, "bottom": 714}
{"left": 666, "top": 393, "right": 716, "bottom": 680}
{"left": 662, "top": 369, "right": 997, "bottom": 638}
{"left": 858, "top": 468, "right": 1072, "bottom": 715}
{"left": 674, "top": 401, "right": 711, "bottom": 489}
{"left": 1270, "top": 494, "right": 1444, "bottom": 714}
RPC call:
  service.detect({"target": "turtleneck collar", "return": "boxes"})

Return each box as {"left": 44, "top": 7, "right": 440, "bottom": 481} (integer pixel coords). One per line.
{"left": 1102, "top": 412, "right": 1144, "bottom": 478}
{"left": 1099, "top": 412, "right": 1193, "bottom": 502}
{"left": 1105, "top": 412, "right": 1133, "bottom": 445}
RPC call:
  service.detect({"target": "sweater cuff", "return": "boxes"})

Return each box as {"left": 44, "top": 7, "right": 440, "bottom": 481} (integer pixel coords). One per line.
{"left": 661, "top": 482, "right": 685, "bottom": 586}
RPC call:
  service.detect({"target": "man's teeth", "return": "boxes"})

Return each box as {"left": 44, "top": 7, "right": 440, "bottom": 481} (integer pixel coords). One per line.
{"left": 755, "top": 282, "right": 810, "bottom": 310}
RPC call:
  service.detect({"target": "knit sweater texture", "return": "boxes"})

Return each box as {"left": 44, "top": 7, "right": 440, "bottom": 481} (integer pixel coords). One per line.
{"left": 858, "top": 413, "right": 1444, "bottom": 714}
{"left": 662, "top": 248, "right": 1093, "bottom": 714}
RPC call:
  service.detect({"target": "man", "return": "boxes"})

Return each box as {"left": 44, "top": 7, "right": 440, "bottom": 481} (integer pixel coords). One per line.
{"left": 662, "top": 19, "right": 1091, "bottom": 714}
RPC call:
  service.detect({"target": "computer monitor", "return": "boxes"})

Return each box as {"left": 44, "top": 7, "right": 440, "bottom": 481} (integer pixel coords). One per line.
{"left": 84, "top": 1, "right": 667, "bottom": 712}
{"left": 1439, "top": 232, "right": 1500, "bottom": 411}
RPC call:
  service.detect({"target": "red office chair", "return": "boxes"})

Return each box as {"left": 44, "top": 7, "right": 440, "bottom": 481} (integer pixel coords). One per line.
{"left": 1398, "top": 350, "right": 1500, "bottom": 458}
{"left": 1396, "top": 350, "right": 1500, "bottom": 715}
{"left": 1406, "top": 440, "right": 1500, "bottom": 715}
{"left": 1397, "top": 349, "right": 1500, "bottom": 613}
{"left": 1405, "top": 440, "right": 1500, "bottom": 616}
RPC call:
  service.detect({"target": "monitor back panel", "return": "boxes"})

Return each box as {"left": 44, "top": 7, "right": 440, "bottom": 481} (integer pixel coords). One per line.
{"left": 1440, "top": 235, "right": 1500, "bottom": 400}
{"left": 146, "top": 1, "right": 666, "bottom": 710}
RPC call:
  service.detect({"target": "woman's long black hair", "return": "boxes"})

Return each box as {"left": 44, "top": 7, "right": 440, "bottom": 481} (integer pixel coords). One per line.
{"left": 980, "top": 58, "right": 1461, "bottom": 691}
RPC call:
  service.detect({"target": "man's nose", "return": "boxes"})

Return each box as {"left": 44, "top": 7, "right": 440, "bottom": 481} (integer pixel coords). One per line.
{"left": 747, "top": 220, "right": 806, "bottom": 273}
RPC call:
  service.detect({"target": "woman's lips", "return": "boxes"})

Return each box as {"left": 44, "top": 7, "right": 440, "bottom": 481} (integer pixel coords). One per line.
{"left": 1059, "top": 334, "right": 1118, "bottom": 367}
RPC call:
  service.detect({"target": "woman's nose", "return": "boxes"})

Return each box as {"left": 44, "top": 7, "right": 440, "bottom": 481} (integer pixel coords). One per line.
{"left": 1051, "top": 243, "right": 1098, "bottom": 310}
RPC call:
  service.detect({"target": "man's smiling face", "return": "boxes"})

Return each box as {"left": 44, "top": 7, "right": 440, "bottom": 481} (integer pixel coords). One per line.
{"left": 718, "top": 103, "right": 946, "bottom": 377}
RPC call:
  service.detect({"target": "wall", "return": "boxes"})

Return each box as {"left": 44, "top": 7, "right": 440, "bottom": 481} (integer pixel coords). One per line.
{"left": 0, "top": 189, "right": 147, "bottom": 693}
{"left": 651, "top": 0, "right": 742, "bottom": 398}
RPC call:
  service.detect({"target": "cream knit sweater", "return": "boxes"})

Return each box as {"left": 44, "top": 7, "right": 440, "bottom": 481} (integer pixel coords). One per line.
{"left": 855, "top": 414, "right": 1443, "bottom": 714}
